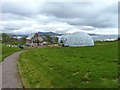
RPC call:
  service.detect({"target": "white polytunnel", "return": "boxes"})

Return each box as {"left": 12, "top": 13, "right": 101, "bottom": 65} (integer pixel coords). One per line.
{"left": 59, "top": 32, "right": 94, "bottom": 46}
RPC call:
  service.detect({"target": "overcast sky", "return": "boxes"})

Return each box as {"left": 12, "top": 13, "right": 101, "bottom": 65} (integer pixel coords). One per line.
{"left": 0, "top": 0, "right": 119, "bottom": 35}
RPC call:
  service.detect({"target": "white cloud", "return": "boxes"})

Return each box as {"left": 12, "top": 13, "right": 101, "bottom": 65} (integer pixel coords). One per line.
{"left": 10, "top": 22, "right": 75, "bottom": 34}
{"left": 1, "top": 0, "right": 118, "bottom": 35}
{"left": 94, "top": 28, "right": 118, "bottom": 35}
{"left": 83, "top": 28, "right": 118, "bottom": 35}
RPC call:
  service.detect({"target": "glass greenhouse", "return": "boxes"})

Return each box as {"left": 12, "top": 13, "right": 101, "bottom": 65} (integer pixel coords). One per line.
{"left": 59, "top": 32, "right": 94, "bottom": 46}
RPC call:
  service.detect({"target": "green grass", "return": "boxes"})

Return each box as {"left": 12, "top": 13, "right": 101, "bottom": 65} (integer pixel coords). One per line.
{"left": 1, "top": 44, "right": 21, "bottom": 61}
{"left": 18, "top": 41, "right": 118, "bottom": 88}
{"left": 3, "top": 41, "right": 26, "bottom": 45}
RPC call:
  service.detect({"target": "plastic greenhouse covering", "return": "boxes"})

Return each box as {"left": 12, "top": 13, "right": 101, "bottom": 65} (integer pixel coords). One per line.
{"left": 59, "top": 32, "right": 94, "bottom": 46}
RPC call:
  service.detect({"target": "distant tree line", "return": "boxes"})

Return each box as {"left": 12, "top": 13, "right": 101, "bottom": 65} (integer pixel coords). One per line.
{"left": 43, "top": 35, "right": 58, "bottom": 44}
{"left": 1, "top": 33, "right": 59, "bottom": 45}
{"left": 1, "top": 33, "right": 26, "bottom": 45}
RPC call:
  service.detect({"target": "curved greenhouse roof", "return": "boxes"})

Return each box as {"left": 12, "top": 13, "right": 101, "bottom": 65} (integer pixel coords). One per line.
{"left": 59, "top": 32, "right": 94, "bottom": 46}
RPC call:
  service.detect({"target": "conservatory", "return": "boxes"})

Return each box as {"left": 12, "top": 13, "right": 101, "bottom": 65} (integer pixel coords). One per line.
{"left": 59, "top": 32, "right": 94, "bottom": 46}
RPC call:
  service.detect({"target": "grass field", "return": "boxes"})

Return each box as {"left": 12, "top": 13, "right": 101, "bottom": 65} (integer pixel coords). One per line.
{"left": 18, "top": 41, "right": 118, "bottom": 88}
{"left": 3, "top": 41, "right": 26, "bottom": 45}
{"left": 1, "top": 44, "right": 21, "bottom": 61}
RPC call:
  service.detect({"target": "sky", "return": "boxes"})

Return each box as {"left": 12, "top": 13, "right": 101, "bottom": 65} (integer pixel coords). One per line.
{"left": 0, "top": 0, "right": 119, "bottom": 35}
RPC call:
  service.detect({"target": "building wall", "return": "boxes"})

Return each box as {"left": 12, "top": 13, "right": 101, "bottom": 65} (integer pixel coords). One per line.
{"left": 26, "top": 33, "right": 43, "bottom": 46}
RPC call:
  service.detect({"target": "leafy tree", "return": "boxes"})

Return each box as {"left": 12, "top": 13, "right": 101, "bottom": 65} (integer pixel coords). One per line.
{"left": 2, "top": 33, "right": 11, "bottom": 42}
{"left": 45, "top": 35, "right": 52, "bottom": 43}
{"left": 20, "top": 36, "right": 27, "bottom": 42}
{"left": 54, "top": 37, "right": 58, "bottom": 43}
{"left": 2, "top": 33, "right": 26, "bottom": 45}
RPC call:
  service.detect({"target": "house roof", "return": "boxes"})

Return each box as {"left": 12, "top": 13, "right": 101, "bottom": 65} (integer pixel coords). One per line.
{"left": 26, "top": 33, "right": 36, "bottom": 40}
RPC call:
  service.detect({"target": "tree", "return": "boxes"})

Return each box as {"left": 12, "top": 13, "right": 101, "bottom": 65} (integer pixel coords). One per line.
{"left": 45, "top": 35, "right": 52, "bottom": 43}
{"left": 2, "top": 33, "right": 11, "bottom": 42}
{"left": 20, "top": 36, "right": 27, "bottom": 42}
{"left": 54, "top": 37, "right": 58, "bottom": 43}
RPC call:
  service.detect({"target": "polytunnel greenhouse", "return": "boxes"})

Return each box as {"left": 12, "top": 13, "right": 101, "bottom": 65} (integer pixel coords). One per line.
{"left": 59, "top": 32, "right": 94, "bottom": 46}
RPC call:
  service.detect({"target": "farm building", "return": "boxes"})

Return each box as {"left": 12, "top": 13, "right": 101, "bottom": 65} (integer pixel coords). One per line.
{"left": 59, "top": 32, "right": 94, "bottom": 46}
{"left": 26, "top": 33, "right": 43, "bottom": 46}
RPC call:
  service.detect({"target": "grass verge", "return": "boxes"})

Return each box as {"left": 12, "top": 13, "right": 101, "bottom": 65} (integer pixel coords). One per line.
{"left": 1, "top": 44, "right": 21, "bottom": 61}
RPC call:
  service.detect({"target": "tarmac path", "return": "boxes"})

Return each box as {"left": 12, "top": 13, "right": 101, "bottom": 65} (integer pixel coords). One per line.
{"left": 0, "top": 51, "right": 24, "bottom": 89}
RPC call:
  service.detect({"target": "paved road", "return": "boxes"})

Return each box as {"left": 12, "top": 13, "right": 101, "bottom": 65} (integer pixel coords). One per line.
{"left": 0, "top": 51, "right": 24, "bottom": 89}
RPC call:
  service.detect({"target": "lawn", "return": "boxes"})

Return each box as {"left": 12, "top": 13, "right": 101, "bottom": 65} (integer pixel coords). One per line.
{"left": 1, "top": 44, "right": 21, "bottom": 61}
{"left": 18, "top": 41, "right": 118, "bottom": 88}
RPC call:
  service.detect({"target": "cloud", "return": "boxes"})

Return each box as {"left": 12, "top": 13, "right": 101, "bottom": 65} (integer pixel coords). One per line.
{"left": 1, "top": 0, "right": 45, "bottom": 16}
{"left": 39, "top": 2, "right": 118, "bottom": 28}
{"left": 9, "top": 22, "right": 75, "bottom": 34}
{"left": 1, "top": 0, "right": 118, "bottom": 35}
